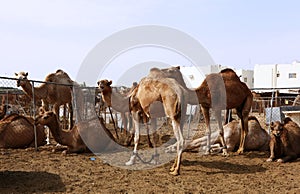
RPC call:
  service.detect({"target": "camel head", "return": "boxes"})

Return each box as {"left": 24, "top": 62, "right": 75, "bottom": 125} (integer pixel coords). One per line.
{"left": 15, "top": 72, "right": 29, "bottom": 87}
{"left": 35, "top": 110, "right": 57, "bottom": 126}
{"left": 97, "top": 79, "right": 112, "bottom": 93}
{"left": 270, "top": 121, "right": 284, "bottom": 137}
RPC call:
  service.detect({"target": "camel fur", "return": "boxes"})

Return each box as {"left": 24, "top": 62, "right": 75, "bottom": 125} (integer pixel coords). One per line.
{"left": 0, "top": 113, "right": 46, "bottom": 148}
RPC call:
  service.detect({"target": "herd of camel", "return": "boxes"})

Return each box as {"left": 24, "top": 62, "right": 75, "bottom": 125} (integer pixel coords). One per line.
{"left": 1, "top": 66, "right": 300, "bottom": 175}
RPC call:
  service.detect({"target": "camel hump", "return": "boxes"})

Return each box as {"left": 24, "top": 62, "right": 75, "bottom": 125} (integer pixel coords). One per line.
{"left": 248, "top": 116, "right": 259, "bottom": 123}
{"left": 283, "top": 117, "right": 293, "bottom": 124}
{"left": 220, "top": 68, "right": 240, "bottom": 79}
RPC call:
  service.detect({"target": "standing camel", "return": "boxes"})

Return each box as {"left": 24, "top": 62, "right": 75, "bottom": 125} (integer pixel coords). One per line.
{"left": 127, "top": 76, "right": 187, "bottom": 176}
{"left": 98, "top": 80, "right": 155, "bottom": 147}
{"left": 15, "top": 70, "right": 75, "bottom": 128}
{"left": 154, "top": 66, "right": 253, "bottom": 155}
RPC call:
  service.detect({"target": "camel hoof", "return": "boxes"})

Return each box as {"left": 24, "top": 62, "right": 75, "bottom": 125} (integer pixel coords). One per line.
{"left": 276, "top": 159, "right": 284, "bottom": 163}
{"left": 169, "top": 170, "right": 179, "bottom": 176}
{"left": 125, "top": 155, "right": 136, "bottom": 166}
{"left": 169, "top": 166, "right": 175, "bottom": 172}
{"left": 266, "top": 158, "right": 273, "bottom": 162}
{"left": 222, "top": 149, "right": 229, "bottom": 157}
{"left": 236, "top": 148, "right": 244, "bottom": 155}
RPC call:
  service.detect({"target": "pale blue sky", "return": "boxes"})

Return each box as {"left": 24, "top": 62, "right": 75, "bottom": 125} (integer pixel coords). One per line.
{"left": 1, "top": 0, "right": 300, "bottom": 85}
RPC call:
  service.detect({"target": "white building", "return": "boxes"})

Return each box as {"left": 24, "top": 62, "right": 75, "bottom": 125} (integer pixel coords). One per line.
{"left": 235, "top": 69, "right": 254, "bottom": 89}
{"left": 180, "top": 65, "right": 253, "bottom": 88}
{"left": 254, "top": 61, "right": 300, "bottom": 92}
{"left": 180, "top": 65, "right": 222, "bottom": 88}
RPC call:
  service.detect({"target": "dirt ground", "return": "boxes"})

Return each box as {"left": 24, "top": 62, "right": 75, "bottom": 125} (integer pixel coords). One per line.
{"left": 1, "top": 114, "right": 300, "bottom": 194}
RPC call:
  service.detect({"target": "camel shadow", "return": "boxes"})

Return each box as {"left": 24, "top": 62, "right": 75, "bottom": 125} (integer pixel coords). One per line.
{"left": 182, "top": 160, "right": 267, "bottom": 175}
{"left": 0, "top": 170, "right": 66, "bottom": 193}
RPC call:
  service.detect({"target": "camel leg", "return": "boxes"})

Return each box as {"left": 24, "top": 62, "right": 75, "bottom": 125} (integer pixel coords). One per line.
{"left": 201, "top": 107, "right": 211, "bottom": 155}
{"left": 120, "top": 112, "right": 128, "bottom": 134}
{"left": 236, "top": 97, "right": 252, "bottom": 154}
{"left": 150, "top": 118, "right": 159, "bottom": 164}
{"left": 214, "top": 109, "right": 228, "bottom": 156}
{"left": 69, "top": 103, "right": 73, "bottom": 129}
{"left": 125, "top": 111, "right": 140, "bottom": 166}
{"left": 169, "top": 119, "right": 184, "bottom": 176}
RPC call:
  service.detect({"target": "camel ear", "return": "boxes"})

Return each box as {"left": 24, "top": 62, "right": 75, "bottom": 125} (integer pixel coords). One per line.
{"left": 15, "top": 73, "right": 18, "bottom": 76}
{"left": 108, "top": 80, "right": 112, "bottom": 86}
{"left": 270, "top": 122, "right": 274, "bottom": 128}
{"left": 97, "top": 81, "right": 100, "bottom": 86}
{"left": 176, "top": 66, "right": 180, "bottom": 70}
{"left": 25, "top": 72, "right": 28, "bottom": 76}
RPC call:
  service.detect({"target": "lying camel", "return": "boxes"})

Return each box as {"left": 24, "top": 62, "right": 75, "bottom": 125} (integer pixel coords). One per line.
{"left": 0, "top": 113, "right": 46, "bottom": 148}
{"left": 266, "top": 117, "right": 300, "bottom": 163}
{"left": 166, "top": 116, "right": 270, "bottom": 153}
{"left": 0, "top": 105, "right": 11, "bottom": 120}
{"left": 35, "top": 111, "right": 117, "bottom": 153}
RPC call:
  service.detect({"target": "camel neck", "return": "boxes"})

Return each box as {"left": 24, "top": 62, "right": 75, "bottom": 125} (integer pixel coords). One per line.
{"left": 46, "top": 117, "right": 64, "bottom": 144}
{"left": 21, "top": 80, "right": 48, "bottom": 100}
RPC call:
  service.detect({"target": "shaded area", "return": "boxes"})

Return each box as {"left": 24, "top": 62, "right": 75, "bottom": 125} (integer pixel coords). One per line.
{"left": 0, "top": 171, "right": 65, "bottom": 193}
{"left": 182, "top": 160, "right": 267, "bottom": 175}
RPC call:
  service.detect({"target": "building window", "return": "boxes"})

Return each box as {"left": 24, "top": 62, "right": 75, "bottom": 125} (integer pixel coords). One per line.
{"left": 289, "top": 73, "right": 297, "bottom": 78}
{"left": 244, "top": 77, "right": 247, "bottom": 82}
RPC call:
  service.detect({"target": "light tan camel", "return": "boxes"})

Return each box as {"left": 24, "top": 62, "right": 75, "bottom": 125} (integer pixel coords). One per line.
{"left": 0, "top": 113, "right": 46, "bottom": 148}
{"left": 155, "top": 66, "right": 253, "bottom": 155}
{"left": 98, "top": 80, "right": 155, "bottom": 147}
{"left": 266, "top": 117, "right": 300, "bottom": 163}
{"left": 127, "top": 76, "right": 187, "bottom": 176}
{"left": 35, "top": 110, "right": 117, "bottom": 153}
{"left": 166, "top": 116, "right": 270, "bottom": 153}
{"left": 15, "top": 70, "right": 75, "bottom": 128}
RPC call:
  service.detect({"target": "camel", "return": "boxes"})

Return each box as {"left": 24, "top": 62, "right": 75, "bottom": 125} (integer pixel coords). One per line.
{"left": 266, "top": 117, "right": 300, "bottom": 163}
{"left": 15, "top": 70, "right": 75, "bottom": 128}
{"left": 97, "top": 80, "right": 131, "bottom": 139}
{"left": 0, "top": 113, "right": 46, "bottom": 148}
{"left": 127, "top": 76, "right": 187, "bottom": 176}
{"left": 35, "top": 110, "right": 117, "bottom": 153}
{"left": 166, "top": 116, "right": 270, "bottom": 153}
{"left": 155, "top": 66, "right": 253, "bottom": 155}
{"left": 97, "top": 80, "right": 157, "bottom": 147}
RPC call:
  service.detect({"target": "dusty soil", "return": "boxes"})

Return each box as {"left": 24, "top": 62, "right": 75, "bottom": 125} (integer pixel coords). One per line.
{"left": 1, "top": 114, "right": 300, "bottom": 194}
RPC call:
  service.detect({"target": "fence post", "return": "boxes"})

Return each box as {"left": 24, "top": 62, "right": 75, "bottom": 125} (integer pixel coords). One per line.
{"left": 31, "top": 81, "right": 38, "bottom": 151}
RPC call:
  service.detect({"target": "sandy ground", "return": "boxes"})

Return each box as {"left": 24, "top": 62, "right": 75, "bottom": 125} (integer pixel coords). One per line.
{"left": 1, "top": 114, "right": 300, "bottom": 194}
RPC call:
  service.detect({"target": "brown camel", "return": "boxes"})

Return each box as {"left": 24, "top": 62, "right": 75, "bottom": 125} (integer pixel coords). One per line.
{"left": 35, "top": 110, "right": 117, "bottom": 153}
{"left": 166, "top": 116, "right": 270, "bottom": 153}
{"left": 0, "top": 113, "right": 46, "bottom": 148}
{"left": 97, "top": 80, "right": 131, "bottom": 135}
{"left": 156, "top": 66, "right": 253, "bottom": 155}
{"left": 98, "top": 80, "right": 155, "bottom": 147}
{"left": 266, "top": 117, "right": 300, "bottom": 163}
{"left": 15, "top": 70, "right": 76, "bottom": 128}
{"left": 127, "top": 76, "right": 187, "bottom": 176}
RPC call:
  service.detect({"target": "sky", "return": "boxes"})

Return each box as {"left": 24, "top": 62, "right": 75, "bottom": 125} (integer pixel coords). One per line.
{"left": 1, "top": 0, "right": 300, "bottom": 86}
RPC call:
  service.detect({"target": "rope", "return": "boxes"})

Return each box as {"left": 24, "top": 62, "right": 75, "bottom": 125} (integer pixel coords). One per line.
{"left": 133, "top": 152, "right": 159, "bottom": 164}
